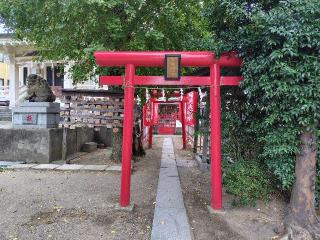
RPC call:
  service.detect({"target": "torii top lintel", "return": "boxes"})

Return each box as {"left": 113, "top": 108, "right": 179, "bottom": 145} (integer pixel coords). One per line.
{"left": 94, "top": 51, "right": 242, "bottom": 67}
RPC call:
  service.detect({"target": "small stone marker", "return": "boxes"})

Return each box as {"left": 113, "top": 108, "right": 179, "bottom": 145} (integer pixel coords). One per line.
{"left": 82, "top": 142, "right": 98, "bottom": 153}
{"left": 97, "top": 143, "right": 105, "bottom": 149}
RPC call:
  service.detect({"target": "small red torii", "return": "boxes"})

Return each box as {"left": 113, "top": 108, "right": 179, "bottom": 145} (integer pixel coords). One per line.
{"left": 143, "top": 91, "right": 198, "bottom": 148}
{"left": 94, "top": 51, "right": 242, "bottom": 210}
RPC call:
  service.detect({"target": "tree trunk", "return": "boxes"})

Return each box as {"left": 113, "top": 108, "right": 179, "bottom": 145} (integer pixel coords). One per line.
{"left": 202, "top": 131, "right": 209, "bottom": 164}
{"left": 281, "top": 130, "right": 320, "bottom": 240}
{"left": 132, "top": 119, "right": 145, "bottom": 159}
{"left": 111, "top": 127, "right": 122, "bottom": 163}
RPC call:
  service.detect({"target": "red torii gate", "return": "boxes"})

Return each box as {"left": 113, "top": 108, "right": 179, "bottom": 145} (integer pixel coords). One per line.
{"left": 143, "top": 91, "right": 198, "bottom": 149}
{"left": 94, "top": 51, "right": 242, "bottom": 210}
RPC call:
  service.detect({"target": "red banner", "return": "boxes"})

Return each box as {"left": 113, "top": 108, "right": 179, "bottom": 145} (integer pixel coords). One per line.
{"left": 183, "top": 91, "right": 198, "bottom": 126}
{"left": 143, "top": 99, "right": 154, "bottom": 126}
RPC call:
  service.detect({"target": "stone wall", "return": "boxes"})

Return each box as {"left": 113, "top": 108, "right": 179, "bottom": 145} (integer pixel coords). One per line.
{"left": 0, "top": 128, "right": 55, "bottom": 163}
{"left": 0, "top": 127, "right": 112, "bottom": 163}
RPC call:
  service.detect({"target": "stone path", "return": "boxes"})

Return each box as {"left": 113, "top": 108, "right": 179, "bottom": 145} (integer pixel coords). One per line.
{"left": 151, "top": 137, "right": 193, "bottom": 240}
{"left": 3, "top": 163, "right": 121, "bottom": 172}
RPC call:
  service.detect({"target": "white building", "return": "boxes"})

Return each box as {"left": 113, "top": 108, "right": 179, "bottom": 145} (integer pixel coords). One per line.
{"left": 0, "top": 34, "right": 99, "bottom": 108}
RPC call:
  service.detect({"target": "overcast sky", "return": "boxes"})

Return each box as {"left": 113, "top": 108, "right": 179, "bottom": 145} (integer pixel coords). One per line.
{"left": 0, "top": 24, "right": 7, "bottom": 33}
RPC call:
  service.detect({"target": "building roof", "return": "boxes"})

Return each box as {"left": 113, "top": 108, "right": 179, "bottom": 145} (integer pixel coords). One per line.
{"left": 0, "top": 34, "right": 30, "bottom": 47}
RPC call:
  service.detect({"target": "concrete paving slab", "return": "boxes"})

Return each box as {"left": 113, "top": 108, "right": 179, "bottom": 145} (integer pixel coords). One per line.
{"left": 32, "top": 164, "right": 60, "bottom": 170}
{"left": 7, "top": 164, "right": 38, "bottom": 169}
{"left": 160, "top": 159, "right": 177, "bottom": 168}
{"left": 80, "top": 165, "right": 107, "bottom": 171}
{"left": 155, "top": 180, "right": 185, "bottom": 209}
{"left": 161, "top": 153, "right": 175, "bottom": 159}
{"left": 159, "top": 167, "right": 179, "bottom": 177}
{"left": 106, "top": 165, "right": 121, "bottom": 171}
{"left": 151, "top": 137, "right": 192, "bottom": 240}
{"left": 176, "top": 159, "right": 198, "bottom": 167}
{"left": 55, "top": 164, "right": 84, "bottom": 171}
{"left": 152, "top": 207, "right": 193, "bottom": 240}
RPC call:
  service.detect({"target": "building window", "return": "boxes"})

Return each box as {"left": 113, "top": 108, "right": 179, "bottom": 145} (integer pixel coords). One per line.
{"left": 23, "top": 67, "right": 28, "bottom": 85}
{"left": 0, "top": 78, "right": 3, "bottom": 86}
{"left": 46, "top": 65, "right": 64, "bottom": 87}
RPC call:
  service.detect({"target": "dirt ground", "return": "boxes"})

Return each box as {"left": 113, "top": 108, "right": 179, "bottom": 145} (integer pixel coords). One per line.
{"left": 0, "top": 138, "right": 163, "bottom": 240}
{"left": 0, "top": 135, "right": 295, "bottom": 240}
{"left": 172, "top": 136, "right": 287, "bottom": 240}
{"left": 53, "top": 148, "right": 114, "bottom": 165}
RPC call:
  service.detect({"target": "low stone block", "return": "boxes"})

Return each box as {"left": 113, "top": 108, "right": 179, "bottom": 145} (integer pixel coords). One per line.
{"left": 106, "top": 165, "right": 121, "bottom": 171}
{"left": 7, "top": 164, "right": 38, "bottom": 169}
{"left": 82, "top": 142, "right": 98, "bottom": 153}
{"left": 55, "top": 164, "right": 84, "bottom": 171}
{"left": 32, "top": 164, "right": 60, "bottom": 170}
{"left": 80, "top": 165, "right": 107, "bottom": 171}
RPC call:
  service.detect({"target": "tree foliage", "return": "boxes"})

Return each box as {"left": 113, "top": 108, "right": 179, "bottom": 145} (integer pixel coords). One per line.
{"left": 206, "top": 0, "right": 320, "bottom": 205}
{"left": 0, "top": 0, "right": 211, "bottom": 82}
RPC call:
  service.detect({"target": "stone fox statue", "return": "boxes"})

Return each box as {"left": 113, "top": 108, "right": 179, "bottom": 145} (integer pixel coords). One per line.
{"left": 25, "top": 74, "right": 56, "bottom": 102}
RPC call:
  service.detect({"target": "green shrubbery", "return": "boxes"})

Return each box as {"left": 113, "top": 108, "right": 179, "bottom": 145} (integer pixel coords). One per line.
{"left": 224, "top": 159, "right": 272, "bottom": 206}
{"left": 207, "top": 0, "right": 320, "bottom": 211}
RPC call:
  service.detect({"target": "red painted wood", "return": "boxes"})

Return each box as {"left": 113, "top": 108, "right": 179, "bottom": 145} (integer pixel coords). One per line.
{"left": 180, "top": 101, "right": 187, "bottom": 149}
{"left": 95, "top": 51, "right": 215, "bottom": 67}
{"left": 99, "top": 76, "right": 123, "bottom": 86}
{"left": 220, "top": 76, "right": 243, "bottom": 86}
{"left": 184, "top": 91, "right": 198, "bottom": 126}
{"left": 100, "top": 75, "right": 242, "bottom": 86}
{"left": 211, "top": 64, "right": 223, "bottom": 210}
{"left": 120, "top": 64, "right": 135, "bottom": 207}
{"left": 135, "top": 76, "right": 211, "bottom": 86}
{"left": 100, "top": 76, "right": 211, "bottom": 86}
{"left": 94, "top": 51, "right": 242, "bottom": 211}
{"left": 158, "top": 115, "right": 176, "bottom": 135}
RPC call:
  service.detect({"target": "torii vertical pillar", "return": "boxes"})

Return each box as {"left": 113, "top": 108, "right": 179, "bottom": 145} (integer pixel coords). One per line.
{"left": 180, "top": 100, "right": 187, "bottom": 149}
{"left": 120, "top": 64, "right": 135, "bottom": 207}
{"left": 210, "top": 63, "right": 222, "bottom": 210}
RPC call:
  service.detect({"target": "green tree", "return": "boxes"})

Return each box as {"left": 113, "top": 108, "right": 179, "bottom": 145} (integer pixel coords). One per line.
{"left": 0, "top": 0, "right": 211, "bottom": 161}
{"left": 206, "top": 0, "right": 320, "bottom": 238}
{"left": 0, "top": 0, "right": 210, "bottom": 81}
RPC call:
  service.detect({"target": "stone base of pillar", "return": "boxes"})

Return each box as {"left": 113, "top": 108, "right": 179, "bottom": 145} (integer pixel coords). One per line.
{"left": 12, "top": 101, "right": 60, "bottom": 128}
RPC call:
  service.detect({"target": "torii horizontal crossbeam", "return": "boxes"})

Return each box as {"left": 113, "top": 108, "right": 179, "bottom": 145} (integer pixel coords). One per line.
{"left": 95, "top": 51, "right": 242, "bottom": 67}
{"left": 99, "top": 76, "right": 242, "bottom": 86}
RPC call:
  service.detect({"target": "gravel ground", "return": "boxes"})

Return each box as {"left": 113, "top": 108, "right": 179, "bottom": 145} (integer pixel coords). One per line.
{"left": 0, "top": 138, "right": 163, "bottom": 240}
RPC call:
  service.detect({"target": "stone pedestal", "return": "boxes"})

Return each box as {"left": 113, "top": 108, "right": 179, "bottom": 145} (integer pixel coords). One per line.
{"left": 12, "top": 101, "right": 60, "bottom": 128}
